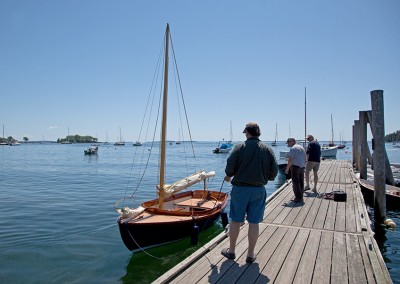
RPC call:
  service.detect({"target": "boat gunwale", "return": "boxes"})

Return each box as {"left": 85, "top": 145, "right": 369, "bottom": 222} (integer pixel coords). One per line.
{"left": 142, "top": 190, "right": 228, "bottom": 217}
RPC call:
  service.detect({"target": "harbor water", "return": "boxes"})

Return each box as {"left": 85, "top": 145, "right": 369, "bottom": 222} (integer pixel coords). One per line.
{"left": 0, "top": 142, "right": 399, "bottom": 283}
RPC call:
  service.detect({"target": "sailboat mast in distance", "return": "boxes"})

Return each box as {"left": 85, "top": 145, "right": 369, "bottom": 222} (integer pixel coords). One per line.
{"left": 304, "top": 86, "right": 307, "bottom": 148}
{"left": 330, "top": 113, "right": 334, "bottom": 145}
{"left": 272, "top": 123, "right": 278, "bottom": 146}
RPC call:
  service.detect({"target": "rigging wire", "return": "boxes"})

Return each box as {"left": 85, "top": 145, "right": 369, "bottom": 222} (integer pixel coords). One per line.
{"left": 170, "top": 32, "right": 196, "bottom": 160}
{"left": 119, "top": 32, "right": 166, "bottom": 206}
{"left": 117, "top": 27, "right": 229, "bottom": 260}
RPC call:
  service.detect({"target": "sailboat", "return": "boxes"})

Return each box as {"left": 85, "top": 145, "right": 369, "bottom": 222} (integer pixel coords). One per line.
{"left": 328, "top": 114, "right": 335, "bottom": 147}
{"left": 288, "top": 87, "right": 337, "bottom": 158}
{"left": 271, "top": 123, "right": 278, "bottom": 146}
{"left": 0, "top": 124, "right": 8, "bottom": 145}
{"left": 115, "top": 24, "right": 228, "bottom": 252}
{"left": 337, "top": 132, "right": 346, "bottom": 149}
{"left": 114, "top": 127, "right": 125, "bottom": 146}
{"left": 61, "top": 126, "right": 72, "bottom": 144}
{"left": 103, "top": 131, "right": 110, "bottom": 145}
{"left": 321, "top": 114, "right": 338, "bottom": 158}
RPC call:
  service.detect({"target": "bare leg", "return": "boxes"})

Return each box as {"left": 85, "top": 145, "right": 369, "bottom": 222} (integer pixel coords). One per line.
{"left": 313, "top": 170, "right": 318, "bottom": 190}
{"left": 247, "top": 223, "right": 259, "bottom": 258}
{"left": 229, "top": 221, "right": 241, "bottom": 254}
{"left": 305, "top": 170, "right": 310, "bottom": 188}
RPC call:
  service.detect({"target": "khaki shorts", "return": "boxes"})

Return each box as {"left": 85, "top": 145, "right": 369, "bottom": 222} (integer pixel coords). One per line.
{"left": 306, "top": 161, "right": 320, "bottom": 172}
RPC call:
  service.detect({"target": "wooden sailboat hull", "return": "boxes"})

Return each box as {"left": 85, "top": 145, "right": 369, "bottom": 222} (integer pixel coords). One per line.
{"left": 359, "top": 179, "right": 400, "bottom": 210}
{"left": 117, "top": 190, "right": 228, "bottom": 251}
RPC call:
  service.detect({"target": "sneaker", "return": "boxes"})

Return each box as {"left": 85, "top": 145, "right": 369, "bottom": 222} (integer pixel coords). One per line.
{"left": 312, "top": 188, "right": 317, "bottom": 193}
{"left": 304, "top": 186, "right": 311, "bottom": 191}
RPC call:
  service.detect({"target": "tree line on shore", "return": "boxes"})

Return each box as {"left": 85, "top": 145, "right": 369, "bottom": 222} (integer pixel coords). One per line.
{"left": 57, "top": 135, "right": 98, "bottom": 143}
{"left": 385, "top": 130, "right": 400, "bottom": 143}
{"left": 0, "top": 136, "right": 28, "bottom": 144}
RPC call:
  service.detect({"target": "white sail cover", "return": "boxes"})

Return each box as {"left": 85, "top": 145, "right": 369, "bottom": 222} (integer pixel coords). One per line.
{"left": 157, "top": 170, "right": 215, "bottom": 196}
{"left": 116, "top": 206, "right": 146, "bottom": 222}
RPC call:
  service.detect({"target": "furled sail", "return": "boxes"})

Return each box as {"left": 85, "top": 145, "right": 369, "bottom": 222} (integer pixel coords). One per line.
{"left": 157, "top": 170, "right": 215, "bottom": 196}
{"left": 116, "top": 206, "right": 146, "bottom": 223}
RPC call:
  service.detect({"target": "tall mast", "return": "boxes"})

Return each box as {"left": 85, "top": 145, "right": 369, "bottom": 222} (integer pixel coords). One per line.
{"left": 304, "top": 86, "right": 307, "bottom": 148}
{"left": 330, "top": 113, "right": 334, "bottom": 144}
{"left": 159, "top": 24, "right": 170, "bottom": 208}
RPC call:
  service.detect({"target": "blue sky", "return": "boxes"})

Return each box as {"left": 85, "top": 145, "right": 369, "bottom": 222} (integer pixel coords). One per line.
{"left": 1, "top": 0, "right": 399, "bottom": 142}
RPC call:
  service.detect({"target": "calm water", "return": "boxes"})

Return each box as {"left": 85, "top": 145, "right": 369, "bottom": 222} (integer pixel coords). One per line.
{"left": 0, "top": 142, "right": 399, "bottom": 283}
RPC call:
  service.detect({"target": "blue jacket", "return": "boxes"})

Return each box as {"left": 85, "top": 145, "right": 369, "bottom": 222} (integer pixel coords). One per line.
{"left": 225, "top": 137, "right": 278, "bottom": 186}
{"left": 307, "top": 141, "right": 321, "bottom": 162}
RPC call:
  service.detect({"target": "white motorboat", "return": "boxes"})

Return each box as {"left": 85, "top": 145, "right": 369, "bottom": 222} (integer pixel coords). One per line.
{"left": 84, "top": 146, "right": 98, "bottom": 155}
{"left": 321, "top": 145, "right": 338, "bottom": 158}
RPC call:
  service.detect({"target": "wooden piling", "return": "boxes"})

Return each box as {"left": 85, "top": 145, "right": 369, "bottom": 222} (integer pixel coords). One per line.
{"left": 370, "top": 90, "right": 386, "bottom": 224}
{"left": 367, "top": 109, "right": 394, "bottom": 185}
{"left": 353, "top": 120, "right": 360, "bottom": 170}
{"left": 359, "top": 111, "right": 368, "bottom": 179}
{"left": 352, "top": 123, "right": 356, "bottom": 167}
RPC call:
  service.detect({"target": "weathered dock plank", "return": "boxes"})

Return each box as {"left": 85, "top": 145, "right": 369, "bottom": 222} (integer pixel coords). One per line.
{"left": 346, "top": 233, "right": 368, "bottom": 284}
{"left": 312, "top": 231, "right": 333, "bottom": 283}
{"left": 294, "top": 229, "right": 321, "bottom": 284}
{"left": 154, "top": 160, "right": 392, "bottom": 284}
{"left": 273, "top": 228, "right": 309, "bottom": 283}
{"left": 331, "top": 232, "right": 348, "bottom": 282}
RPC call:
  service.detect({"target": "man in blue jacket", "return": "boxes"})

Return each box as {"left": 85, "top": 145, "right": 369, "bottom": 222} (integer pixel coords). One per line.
{"left": 222, "top": 122, "right": 278, "bottom": 264}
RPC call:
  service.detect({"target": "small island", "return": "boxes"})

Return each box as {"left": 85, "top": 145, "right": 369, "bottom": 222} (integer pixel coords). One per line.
{"left": 57, "top": 135, "right": 98, "bottom": 144}
{"left": 0, "top": 136, "right": 27, "bottom": 145}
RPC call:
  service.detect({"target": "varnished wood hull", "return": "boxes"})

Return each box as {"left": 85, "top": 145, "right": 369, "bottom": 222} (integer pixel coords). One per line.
{"left": 359, "top": 179, "right": 400, "bottom": 210}
{"left": 117, "top": 190, "right": 228, "bottom": 251}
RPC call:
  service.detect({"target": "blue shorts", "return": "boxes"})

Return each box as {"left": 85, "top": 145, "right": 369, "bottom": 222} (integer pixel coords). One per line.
{"left": 229, "top": 185, "right": 267, "bottom": 224}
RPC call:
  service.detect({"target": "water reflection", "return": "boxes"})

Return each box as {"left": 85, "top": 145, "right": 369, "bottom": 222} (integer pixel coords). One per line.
{"left": 275, "top": 169, "right": 288, "bottom": 190}
{"left": 120, "top": 224, "right": 224, "bottom": 283}
{"left": 368, "top": 206, "right": 400, "bottom": 280}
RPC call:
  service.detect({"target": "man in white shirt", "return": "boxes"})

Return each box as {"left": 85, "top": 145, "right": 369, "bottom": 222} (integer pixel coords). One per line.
{"left": 285, "top": 137, "right": 306, "bottom": 202}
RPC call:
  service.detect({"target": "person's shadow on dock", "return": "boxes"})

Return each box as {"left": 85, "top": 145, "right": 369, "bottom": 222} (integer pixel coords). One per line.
{"left": 208, "top": 260, "right": 270, "bottom": 283}
{"left": 208, "top": 261, "right": 236, "bottom": 283}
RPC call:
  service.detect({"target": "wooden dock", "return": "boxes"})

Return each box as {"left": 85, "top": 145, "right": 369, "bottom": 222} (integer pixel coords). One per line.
{"left": 154, "top": 160, "right": 392, "bottom": 283}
